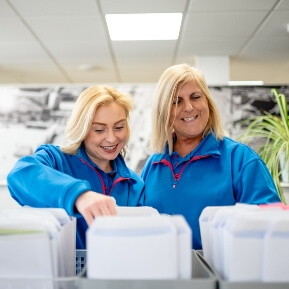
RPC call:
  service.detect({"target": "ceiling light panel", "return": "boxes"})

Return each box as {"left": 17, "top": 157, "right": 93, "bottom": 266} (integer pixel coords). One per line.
{"left": 105, "top": 13, "right": 183, "bottom": 40}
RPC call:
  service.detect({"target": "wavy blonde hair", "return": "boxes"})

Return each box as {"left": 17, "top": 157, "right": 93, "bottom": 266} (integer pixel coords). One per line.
{"left": 150, "top": 63, "right": 226, "bottom": 154}
{"left": 61, "top": 85, "right": 133, "bottom": 155}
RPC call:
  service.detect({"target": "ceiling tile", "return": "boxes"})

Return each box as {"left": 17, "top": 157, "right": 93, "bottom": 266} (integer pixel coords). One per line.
{"left": 112, "top": 41, "right": 176, "bottom": 59}
{"left": 60, "top": 61, "right": 119, "bottom": 83}
{"left": 241, "top": 37, "right": 289, "bottom": 59}
{"left": 9, "top": 0, "right": 99, "bottom": 16}
{"left": 255, "top": 10, "right": 289, "bottom": 38}
{"left": 117, "top": 61, "right": 172, "bottom": 82}
{"left": 100, "top": 0, "right": 187, "bottom": 14}
{"left": 0, "top": 60, "right": 69, "bottom": 83}
{"left": 23, "top": 15, "right": 106, "bottom": 43}
{"left": 178, "top": 39, "right": 246, "bottom": 56}
{"left": 184, "top": 11, "right": 268, "bottom": 41}
{"left": 0, "top": 17, "right": 36, "bottom": 42}
{"left": 276, "top": 0, "right": 289, "bottom": 9}
{"left": 0, "top": 0, "right": 16, "bottom": 16}
{"left": 0, "top": 42, "right": 52, "bottom": 60}
{"left": 188, "top": 0, "right": 278, "bottom": 12}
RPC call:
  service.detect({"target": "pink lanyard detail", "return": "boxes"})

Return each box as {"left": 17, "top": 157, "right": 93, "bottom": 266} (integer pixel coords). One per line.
{"left": 154, "top": 154, "right": 210, "bottom": 181}
{"left": 177, "top": 154, "right": 210, "bottom": 179}
{"left": 79, "top": 158, "right": 107, "bottom": 195}
{"left": 79, "top": 158, "right": 130, "bottom": 196}
{"left": 108, "top": 177, "right": 130, "bottom": 196}
{"left": 153, "top": 159, "right": 178, "bottom": 181}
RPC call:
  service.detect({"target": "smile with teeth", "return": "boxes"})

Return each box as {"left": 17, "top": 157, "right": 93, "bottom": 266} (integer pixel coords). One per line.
{"left": 101, "top": 144, "right": 118, "bottom": 151}
{"left": 182, "top": 116, "right": 197, "bottom": 121}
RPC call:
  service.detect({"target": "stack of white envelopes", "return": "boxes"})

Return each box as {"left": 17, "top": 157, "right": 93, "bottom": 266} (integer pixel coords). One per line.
{"left": 0, "top": 207, "right": 76, "bottom": 279}
{"left": 199, "top": 202, "right": 289, "bottom": 282}
{"left": 86, "top": 207, "right": 192, "bottom": 280}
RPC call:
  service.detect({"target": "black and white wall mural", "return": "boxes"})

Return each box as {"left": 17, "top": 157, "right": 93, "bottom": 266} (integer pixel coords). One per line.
{"left": 0, "top": 84, "right": 289, "bottom": 183}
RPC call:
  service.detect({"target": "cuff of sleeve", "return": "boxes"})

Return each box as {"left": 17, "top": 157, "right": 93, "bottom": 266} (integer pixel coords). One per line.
{"left": 62, "top": 180, "right": 91, "bottom": 216}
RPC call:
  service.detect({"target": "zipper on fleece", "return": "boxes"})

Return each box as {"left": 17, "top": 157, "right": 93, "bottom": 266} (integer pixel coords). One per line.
{"left": 79, "top": 158, "right": 130, "bottom": 196}
{"left": 108, "top": 177, "right": 130, "bottom": 196}
{"left": 153, "top": 154, "right": 210, "bottom": 188}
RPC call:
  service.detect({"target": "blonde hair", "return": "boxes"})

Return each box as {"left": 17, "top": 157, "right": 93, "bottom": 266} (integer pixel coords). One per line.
{"left": 61, "top": 85, "right": 133, "bottom": 155}
{"left": 150, "top": 63, "right": 226, "bottom": 154}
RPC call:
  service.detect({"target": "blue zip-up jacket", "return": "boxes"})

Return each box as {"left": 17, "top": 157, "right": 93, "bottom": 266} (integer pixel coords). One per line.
{"left": 141, "top": 133, "right": 280, "bottom": 250}
{"left": 7, "top": 144, "right": 144, "bottom": 249}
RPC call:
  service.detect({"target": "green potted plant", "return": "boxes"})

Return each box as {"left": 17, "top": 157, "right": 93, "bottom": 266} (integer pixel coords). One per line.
{"left": 237, "top": 88, "right": 289, "bottom": 204}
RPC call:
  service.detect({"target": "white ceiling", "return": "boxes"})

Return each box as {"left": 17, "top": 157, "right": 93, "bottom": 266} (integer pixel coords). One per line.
{"left": 0, "top": 0, "right": 289, "bottom": 85}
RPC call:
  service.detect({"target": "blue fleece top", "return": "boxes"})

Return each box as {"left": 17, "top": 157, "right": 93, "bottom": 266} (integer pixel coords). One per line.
{"left": 141, "top": 133, "right": 280, "bottom": 250}
{"left": 7, "top": 144, "right": 144, "bottom": 249}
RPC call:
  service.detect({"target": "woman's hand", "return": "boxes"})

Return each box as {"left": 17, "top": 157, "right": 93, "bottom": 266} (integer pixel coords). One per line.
{"left": 75, "top": 191, "right": 117, "bottom": 226}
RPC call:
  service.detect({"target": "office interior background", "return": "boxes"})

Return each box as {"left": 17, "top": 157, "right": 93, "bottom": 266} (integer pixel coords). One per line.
{"left": 1, "top": 0, "right": 289, "bottom": 208}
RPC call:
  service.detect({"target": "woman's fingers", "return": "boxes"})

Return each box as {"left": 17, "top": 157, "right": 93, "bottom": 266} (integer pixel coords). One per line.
{"left": 75, "top": 191, "right": 117, "bottom": 226}
{"left": 82, "top": 211, "right": 94, "bottom": 227}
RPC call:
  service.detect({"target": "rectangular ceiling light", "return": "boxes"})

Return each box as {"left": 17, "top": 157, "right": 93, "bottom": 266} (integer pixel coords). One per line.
{"left": 105, "top": 13, "right": 183, "bottom": 41}
{"left": 228, "top": 81, "right": 264, "bottom": 86}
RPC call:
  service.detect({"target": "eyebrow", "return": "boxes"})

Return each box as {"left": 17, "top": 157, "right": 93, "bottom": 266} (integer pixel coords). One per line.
{"left": 174, "top": 92, "right": 201, "bottom": 98}
{"left": 92, "top": 119, "right": 126, "bottom": 125}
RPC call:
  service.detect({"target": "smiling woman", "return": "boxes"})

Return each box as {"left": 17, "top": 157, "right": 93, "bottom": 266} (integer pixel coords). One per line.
{"left": 84, "top": 102, "right": 129, "bottom": 172}
{"left": 141, "top": 63, "right": 281, "bottom": 250}
{"left": 6, "top": 85, "right": 144, "bottom": 250}
{"left": 169, "top": 80, "right": 210, "bottom": 157}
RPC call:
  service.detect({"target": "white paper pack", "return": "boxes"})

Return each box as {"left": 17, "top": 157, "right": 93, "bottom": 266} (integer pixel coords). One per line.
{"left": 262, "top": 212, "right": 289, "bottom": 282}
{"left": 169, "top": 215, "right": 192, "bottom": 279}
{"left": 1, "top": 208, "right": 61, "bottom": 235}
{"left": 210, "top": 204, "right": 259, "bottom": 279}
{"left": 0, "top": 207, "right": 76, "bottom": 278}
{"left": 199, "top": 204, "right": 289, "bottom": 282}
{"left": 87, "top": 215, "right": 178, "bottom": 279}
{"left": 116, "top": 206, "right": 159, "bottom": 216}
{"left": 1, "top": 209, "right": 61, "bottom": 277}
{"left": 210, "top": 207, "right": 236, "bottom": 278}
{"left": 0, "top": 218, "right": 54, "bottom": 278}
{"left": 45, "top": 208, "right": 76, "bottom": 277}
{"left": 223, "top": 211, "right": 270, "bottom": 281}
{"left": 199, "top": 206, "right": 223, "bottom": 265}
{"left": 16, "top": 207, "right": 76, "bottom": 277}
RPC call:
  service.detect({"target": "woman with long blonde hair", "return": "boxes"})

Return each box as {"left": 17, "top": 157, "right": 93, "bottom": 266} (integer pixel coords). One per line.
{"left": 8, "top": 85, "right": 144, "bottom": 249}
{"left": 141, "top": 64, "right": 280, "bottom": 250}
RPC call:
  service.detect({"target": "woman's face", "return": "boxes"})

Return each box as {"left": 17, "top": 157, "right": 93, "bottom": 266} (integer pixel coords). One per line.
{"left": 84, "top": 102, "right": 128, "bottom": 171}
{"left": 170, "top": 79, "right": 209, "bottom": 142}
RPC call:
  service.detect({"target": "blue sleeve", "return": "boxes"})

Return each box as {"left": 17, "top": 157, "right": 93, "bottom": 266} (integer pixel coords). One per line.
{"left": 234, "top": 158, "right": 281, "bottom": 204}
{"left": 6, "top": 146, "right": 91, "bottom": 216}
